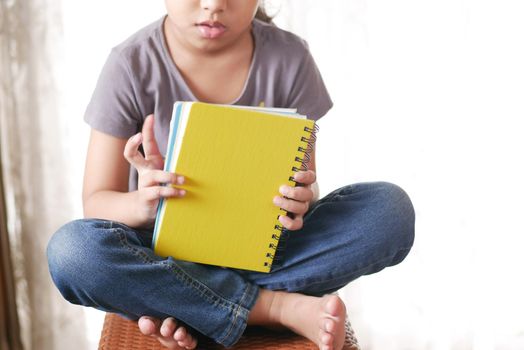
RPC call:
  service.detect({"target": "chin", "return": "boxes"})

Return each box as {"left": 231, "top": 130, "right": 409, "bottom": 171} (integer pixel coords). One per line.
{"left": 193, "top": 38, "right": 233, "bottom": 54}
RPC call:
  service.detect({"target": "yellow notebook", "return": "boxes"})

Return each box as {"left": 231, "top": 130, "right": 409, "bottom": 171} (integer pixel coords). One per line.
{"left": 153, "top": 102, "right": 317, "bottom": 272}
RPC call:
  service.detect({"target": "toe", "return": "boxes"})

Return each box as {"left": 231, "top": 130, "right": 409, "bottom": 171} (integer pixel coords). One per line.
{"left": 138, "top": 316, "right": 159, "bottom": 336}
{"left": 178, "top": 333, "right": 194, "bottom": 348}
{"left": 178, "top": 338, "right": 190, "bottom": 348}
{"left": 185, "top": 334, "right": 198, "bottom": 349}
{"left": 178, "top": 327, "right": 198, "bottom": 349}
{"left": 174, "top": 326, "right": 187, "bottom": 341}
{"left": 324, "top": 296, "right": 345, "bottom": 318}
{"left": 320, "top": 331, "right": 333, "bottom": 345}
{"left": 160, "top": 317, "right": 177, "bottom": 337}
{"left": 323, "top": 318, "right": 335, "bottom": 333}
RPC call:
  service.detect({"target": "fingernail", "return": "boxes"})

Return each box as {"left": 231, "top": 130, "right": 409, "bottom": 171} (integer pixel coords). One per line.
{"left": 279, "top": 185, "right": 288, "bottom": 195}
{"left": 176, "top": 175, "right": 185, "bottom": 185}
{"left": 179, "top": 189, "right": 186, "bottom": 196}
{"left": 273, "top": 196, "right": 282, "bottom": 205}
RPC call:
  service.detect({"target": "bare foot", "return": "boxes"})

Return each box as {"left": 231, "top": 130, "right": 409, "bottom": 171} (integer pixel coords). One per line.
{"left": 138, "top": 316, "right": 197, "bottom": 350}
{"left": 249, "top": 291, "right": 346, "bottom": 350}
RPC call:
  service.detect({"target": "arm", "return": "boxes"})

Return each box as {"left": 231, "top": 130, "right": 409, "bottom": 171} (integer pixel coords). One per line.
{"left": 82, "top": 115, "right": 185, "bottom": 228}
{"left": 82, "top": 129, "right": 139, "bottom": 225}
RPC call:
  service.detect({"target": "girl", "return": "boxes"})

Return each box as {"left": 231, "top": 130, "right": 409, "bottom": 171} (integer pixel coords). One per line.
{"left": 47, "top": 1, "right": 415, "bottom": 350}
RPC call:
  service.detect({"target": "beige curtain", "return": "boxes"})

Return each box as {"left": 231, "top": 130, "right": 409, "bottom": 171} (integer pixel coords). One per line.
{"left": 0, "top": 0, "right": 88, "bottom": 349}
{"left": 1, "top": 152, "right": 22, "bottom": 350}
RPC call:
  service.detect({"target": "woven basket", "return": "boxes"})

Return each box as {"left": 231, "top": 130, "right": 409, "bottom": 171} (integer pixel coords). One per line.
{"left": 98, "top": 313, "right": 360, "bottom": 350}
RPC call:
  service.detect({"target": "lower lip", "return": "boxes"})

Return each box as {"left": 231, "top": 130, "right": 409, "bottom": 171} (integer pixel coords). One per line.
{"left": 197, "top": 25, "right": 226, "bottom": 39}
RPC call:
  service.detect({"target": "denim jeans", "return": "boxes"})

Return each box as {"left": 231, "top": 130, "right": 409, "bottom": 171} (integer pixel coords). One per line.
{"left": 47, "top": 182, "right": 415, "bottom": 347}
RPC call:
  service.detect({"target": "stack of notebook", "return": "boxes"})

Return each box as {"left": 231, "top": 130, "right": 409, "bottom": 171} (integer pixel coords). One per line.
{"left": 153, "top": 102, "right": 317, "bottom": 272}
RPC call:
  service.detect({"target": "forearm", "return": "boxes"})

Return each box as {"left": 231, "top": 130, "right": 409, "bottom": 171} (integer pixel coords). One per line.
{"left": 83, "top": 190, "right": 145, "bottom": 228}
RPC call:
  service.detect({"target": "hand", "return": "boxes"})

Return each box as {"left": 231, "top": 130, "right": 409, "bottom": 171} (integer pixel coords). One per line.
{"left": 272, "top": 170, "right": 316, "bottom": 231}
{"left": 123, "top": 114, "right": 186, "bottom": 227}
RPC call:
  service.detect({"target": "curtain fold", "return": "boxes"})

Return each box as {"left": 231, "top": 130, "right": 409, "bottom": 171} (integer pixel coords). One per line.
{"left": 0, "top": 0, "right": 88, "bottom": 349}
{"left": 1, "top": 150, "right": 23, "bottom": 350}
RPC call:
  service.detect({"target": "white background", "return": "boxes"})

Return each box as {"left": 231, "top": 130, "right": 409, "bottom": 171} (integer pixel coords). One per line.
{"left": 59, "top": 1, "right": 524, "bottom": 349}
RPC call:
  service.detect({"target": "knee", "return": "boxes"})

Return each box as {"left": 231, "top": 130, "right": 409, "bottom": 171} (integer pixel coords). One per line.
{"left": 371, "top": 182, "right": 415, "bottom": 261}
{"left": 47, "top": 219, "right": 106, "bottom": 303}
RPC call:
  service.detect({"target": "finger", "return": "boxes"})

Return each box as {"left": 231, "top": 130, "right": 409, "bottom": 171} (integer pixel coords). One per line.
{"left": 293, "top": 170, "right": 316, "bottom": 186}
{"left": 279, "top": 185, "right": 314, "bottom": 203}
{"left": 141, "top": 186, "right": 186, "bottom": 203}
{"left": 123, "top": 133, "right": 149, "bottom": 170}
{"left": 142, "top": 114, "right": 162, "bottom": 160}
{"left": 278, "top": 213, "right": 304, "bottom": 231}
{"left": 141, "top": 170, "right": 184, "bottom": 188}
{"left": 273, "top": 196, "right": 309, "bottom": 215}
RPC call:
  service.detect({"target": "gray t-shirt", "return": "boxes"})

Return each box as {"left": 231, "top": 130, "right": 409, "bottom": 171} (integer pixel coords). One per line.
{"left": 85, "top": 16, "right": 333, "bottom": 191}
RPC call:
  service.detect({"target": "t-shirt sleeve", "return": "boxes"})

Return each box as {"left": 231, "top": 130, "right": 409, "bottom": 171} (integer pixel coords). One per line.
{"left": 286, "top": 46, "right": 333, "bottom": 121}
{"left": 84, "top": 48, "right": 142, "bottom": 138}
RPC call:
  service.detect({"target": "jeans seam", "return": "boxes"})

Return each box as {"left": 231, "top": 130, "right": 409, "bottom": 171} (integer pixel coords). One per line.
{"left": 217, "top": 283, "right": 252, "bottom": 345}
{"left": 112, "top": 226, "right": 240, "bottom": 315}
{"left": 108, "top": 221, "right": 258, "bottom": 346}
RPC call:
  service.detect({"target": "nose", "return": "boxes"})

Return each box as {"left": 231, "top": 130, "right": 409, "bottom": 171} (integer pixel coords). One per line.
{"left": 201, "top": 0, "right": 227, "bottom": 13}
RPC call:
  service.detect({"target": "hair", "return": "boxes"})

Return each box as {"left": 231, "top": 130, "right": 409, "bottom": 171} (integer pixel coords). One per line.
{"left": 255, "top": 2, "right": 273, "bottom": 23}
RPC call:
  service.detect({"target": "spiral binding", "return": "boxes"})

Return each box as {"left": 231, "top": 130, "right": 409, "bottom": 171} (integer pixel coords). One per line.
{"left": 263, "top": 122, "right": 319, "bottom": 270}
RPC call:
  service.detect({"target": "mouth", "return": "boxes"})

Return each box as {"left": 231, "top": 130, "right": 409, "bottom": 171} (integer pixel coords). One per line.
{"left": 196, "top": 20, "right": 227, "bottom": 39}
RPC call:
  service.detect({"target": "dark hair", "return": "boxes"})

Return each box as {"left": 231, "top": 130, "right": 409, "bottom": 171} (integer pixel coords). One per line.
{"left": 255, "top": 3, "right": 273, "bottom": 23}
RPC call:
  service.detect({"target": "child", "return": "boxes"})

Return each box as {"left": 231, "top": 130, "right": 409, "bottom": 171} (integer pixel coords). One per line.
{"left": 47, "top": 1, "right": 415, "bottom": 350}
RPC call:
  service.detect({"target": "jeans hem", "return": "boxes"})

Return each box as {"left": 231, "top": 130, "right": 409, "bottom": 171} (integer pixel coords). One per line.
{"left": 110, "top": 221, "right": 259, "bottom": 345}
{"left": 216, "top": 282, "right": 259, "bottom": 347}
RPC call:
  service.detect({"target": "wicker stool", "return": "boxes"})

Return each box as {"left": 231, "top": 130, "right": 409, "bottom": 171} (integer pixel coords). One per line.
{"left": 98, "top": 313, "right": 360, "bottom": 349}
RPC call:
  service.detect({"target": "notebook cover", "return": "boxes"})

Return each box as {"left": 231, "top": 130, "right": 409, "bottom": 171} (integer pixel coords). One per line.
{"left": 153, "top": 102, "right": 314, "bottom": 272}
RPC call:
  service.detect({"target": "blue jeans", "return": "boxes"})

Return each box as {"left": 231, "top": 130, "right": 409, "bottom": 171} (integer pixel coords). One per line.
{"left": 47, "top": 182, "right": 414, "bottom": 347}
